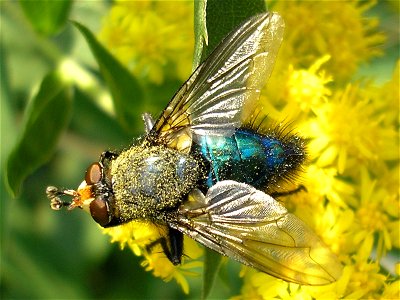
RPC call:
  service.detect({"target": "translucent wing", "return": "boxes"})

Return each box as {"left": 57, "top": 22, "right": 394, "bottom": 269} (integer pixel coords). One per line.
{"left": 170, "top": 181, "right": 343, "bottom": 285}
{"left": 147, "top": 13, "right": 284, "bottom": 152}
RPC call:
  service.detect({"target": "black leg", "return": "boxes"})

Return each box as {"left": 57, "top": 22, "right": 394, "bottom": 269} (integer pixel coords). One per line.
{"left": 168, "top": 227, "right": 183, "bottom": 265}
{"left": 271, "top": 185, "right": 307, "bottom": 198}
{"left": 146, "top": 227, "right": 183, "bottom": 265}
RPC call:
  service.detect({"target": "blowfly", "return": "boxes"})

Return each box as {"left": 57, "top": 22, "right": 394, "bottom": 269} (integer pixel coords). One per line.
{"left": 47, "top": 12, "right": 342, "bottom": 285}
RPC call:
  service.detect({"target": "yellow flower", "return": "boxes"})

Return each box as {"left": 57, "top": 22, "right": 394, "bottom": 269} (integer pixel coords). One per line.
{"left": 103, "top": 221, "right": 203, "bottom": 293}
{"left": 140, "top": 237, "right": 203, "bottom": 294}
{"left": 369, "top": 60, "right": 400, "bottom": 127}
{"left": 99, "top": 1, "right": 194, "bottom": 84}
{"left": 302, "top": 83, "right": 397, "bottom": 174}
{"left": 286, "top": 55, "right": 332, "bottom": 113}
{"left": 236, "top": 267, "right": 345, "bottom": 300}
{"left": 381, "top": 278, "right": 400, "bottom": 300}
{"left": 348, "top": 167, "right": 399, "bottom": 260}
{"left": 260, "top": 56, "right": 332, "bottom": 124}
{"left": 273, "top": 0, "right": 385, "bottom": 82}
{"left": 341, "top": 237, "right": 387, "bottom": 299}
{"left": 304, "top": 165, "right": 354, "bottom": 208}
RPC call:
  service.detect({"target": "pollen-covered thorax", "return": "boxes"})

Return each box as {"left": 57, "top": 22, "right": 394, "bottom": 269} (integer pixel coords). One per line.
{"left": 110, "top": 145, "right": 200, "bottom": 222}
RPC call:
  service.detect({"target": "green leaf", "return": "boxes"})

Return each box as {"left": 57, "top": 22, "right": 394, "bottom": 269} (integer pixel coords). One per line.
{"left": 19, "top": 0, "right": 72, "bottom": 36}
{"left": 193, "top": 0, "right": 208, "bottom": 69}
{"left": 5, "top": 71, "right": 72, "bottom": 197}
{"left": 200, "top": 0, "right": 266, "bottom": 61}
{"left": 201, "top": 249, "right": 223, "bottom": 300}
{"left": 72, "top": 21, "right": 144, "bottom": 135}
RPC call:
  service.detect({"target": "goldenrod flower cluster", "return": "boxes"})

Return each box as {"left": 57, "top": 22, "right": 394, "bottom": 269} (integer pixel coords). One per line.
{"left": 100, "top": 0, "right": 399, "bottom": 298}
{"left": 99, "top": 0, "right": 194, "bottom": 84}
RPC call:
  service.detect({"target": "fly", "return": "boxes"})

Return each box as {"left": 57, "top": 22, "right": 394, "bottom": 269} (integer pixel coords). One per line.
{"left": 46, "top": 12, "right": 342, "bottom": 285}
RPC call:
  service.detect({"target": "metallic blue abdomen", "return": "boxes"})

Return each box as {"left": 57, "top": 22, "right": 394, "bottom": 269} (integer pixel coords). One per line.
{"left": 195, "top": 129, "right": 304, "bottom": 190}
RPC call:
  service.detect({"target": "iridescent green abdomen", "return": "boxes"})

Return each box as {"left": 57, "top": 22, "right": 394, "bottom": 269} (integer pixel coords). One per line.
{"left": 195, "top": 129, "right": 305, "bottom": 190}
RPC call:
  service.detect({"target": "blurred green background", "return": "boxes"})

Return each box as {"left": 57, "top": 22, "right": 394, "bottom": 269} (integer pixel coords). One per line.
{"left": 1, "top": 1, "right": 398, "bottom": 299}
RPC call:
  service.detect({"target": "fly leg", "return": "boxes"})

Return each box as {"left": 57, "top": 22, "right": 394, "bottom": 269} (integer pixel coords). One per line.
{"left": 146, "top": 226, "right": 183, "bottom": 265}
{"left": 271, "top": 185, "right": 307, "bottom": 198}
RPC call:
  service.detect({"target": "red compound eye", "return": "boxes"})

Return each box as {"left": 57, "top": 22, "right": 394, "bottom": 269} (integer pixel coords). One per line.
{"left": 85, "top": 162, "right": 102, "bottom": 185}
{"left": 89, "top": 197, "right": 111, "bottom": 226}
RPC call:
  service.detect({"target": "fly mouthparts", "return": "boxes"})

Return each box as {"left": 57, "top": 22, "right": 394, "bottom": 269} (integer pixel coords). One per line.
{"left": 46, "top": 186, "right": 78, "bottom": 211}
